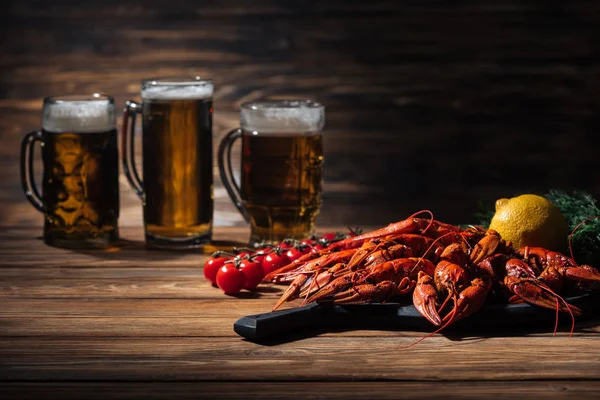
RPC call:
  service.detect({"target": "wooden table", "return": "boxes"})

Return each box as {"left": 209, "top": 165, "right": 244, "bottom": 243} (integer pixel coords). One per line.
{"left": 3, "top": 1, "right": 600, "bottom": 398}
{"left": 2, "top": 225, "right": 600, "bottom": 399}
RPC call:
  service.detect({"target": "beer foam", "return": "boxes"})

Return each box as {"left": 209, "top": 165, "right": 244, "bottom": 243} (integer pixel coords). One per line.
{"left": 240, "top": 100, "right": 325, "bottom": 134}
{"left": 43, "top": 99, "right": 115, "bottom": 133}
{"left": 142, "top": 84, "right": 214, "bottom": 100}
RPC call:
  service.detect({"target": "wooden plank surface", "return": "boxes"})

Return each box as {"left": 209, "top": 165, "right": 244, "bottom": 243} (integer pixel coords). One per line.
{"left": 2, "top": 233, "right": 600, "bottom": 399}
{"left": 3, "top": 382, "right": 600, "bottom": 400}
{"left": 2, "top": 227, "right": 600, "bottom": 385}
{"left": 3, "top": 336, "right": 600, "bottom": 381}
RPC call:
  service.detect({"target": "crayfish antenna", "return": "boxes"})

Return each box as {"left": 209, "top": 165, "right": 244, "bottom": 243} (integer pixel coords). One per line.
{"left": 407, "top": 209, "right": 435, "bottom": 234}
{"left": 568, "top": 216, "right": 600, "bottom": 263}
{"left": 399, "top": 300, "right": 458, "bottom": 350}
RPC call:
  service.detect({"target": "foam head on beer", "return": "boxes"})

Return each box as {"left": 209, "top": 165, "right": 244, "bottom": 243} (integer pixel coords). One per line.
{"left": 240, "top": 100, "right": 325, "bottom": 134}
{"left": 43, "top": 94, "right": 115, "bottom": 133}
{"left": 141, "top": 79, "right": 214, "bottom": 100}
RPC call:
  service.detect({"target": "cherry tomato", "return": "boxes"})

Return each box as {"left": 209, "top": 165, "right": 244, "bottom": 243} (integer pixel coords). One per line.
{"left": 321, "top": 232, "right": 338, "bottom": 241}
{"left": 251, "top": 248, "right": 270, "bottom": 265}
{"left": 239, "top": 259, "right": 264, "bottom": 290}
{"left": 299, "top": 239, "right": 324, "bottom": 252}
{"left": 277, "top": 241, "right": 293, "bottom": 250}
{"left": 261, "top": 252, "right": 291, "bottom": 275}
{"left": 285, "top": 247, "right": 306, "bottom": 262}
{"left": 203, "top": 256, "right": 229, "bottom": 284}
{"left": 234, "top": 250, "right": 252, "bottom": 259}
{"left": 216, "top": 264, "right": 246, "bottom": 294}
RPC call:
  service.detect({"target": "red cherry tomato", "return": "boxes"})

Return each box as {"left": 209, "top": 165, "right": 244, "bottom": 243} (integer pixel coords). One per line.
{"left": 216, "top": 264, "right": 246, "bottom": 294}
{"left": 299, "top": 239, "right": 322, "bottom": 252}
{"left": 251, "top": 248, "right": 270, "bottom": 265}
{"left": 261, "top": 252, "right": 291, "bottom": 275}
{"left": 203, "top": 256, "right": 229, "bottom": 284}
{"left": 277, "top": 241, "right": 293, "bottom": 250}
{"left": 234, "top": 250, "right": 252, "bottom": 259}
{"left": 239, "top": 260, "right": 264, "bottom": 290}
{"left": 285, "top": 247, "right": 306, "bottom": 262}
{"left": 321, "top": 232, "right": 337, "bottom": 241}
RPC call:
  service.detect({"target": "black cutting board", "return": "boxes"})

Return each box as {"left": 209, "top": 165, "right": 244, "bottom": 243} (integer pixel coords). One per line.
{"left": 233, "top": 292, "right": 600, "bottom": 343}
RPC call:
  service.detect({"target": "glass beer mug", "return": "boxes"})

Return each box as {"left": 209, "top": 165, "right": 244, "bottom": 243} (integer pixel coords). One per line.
{"left": 218, "top": 100, "right": 325, "bottom": 245}
{"left": 20, "top": 94, "right": 120, "bottom": 248}
{"left": 122, "top": 77, "right": 214, "bottom": 249}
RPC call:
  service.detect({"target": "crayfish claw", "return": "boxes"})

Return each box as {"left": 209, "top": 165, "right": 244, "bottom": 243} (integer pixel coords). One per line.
{"left": 413, "top": 271, "right": 442, "bottom": 326}
{"left": 505, "top": 277, "right": 583, "bottom": 316}
{"left": 272, "top": 274, "right": 309, "bottom": 311}
{"left": 470, "top": 230, "right": 502, "bottom": 265}
{"left": 441, "top": 278, "right": 490, "bottom": 325}
{"left": 564, "top": 265, "right": 600, "bottom": 283}
{"left": 304, "top": 274, "right": 356, "bottom": 304}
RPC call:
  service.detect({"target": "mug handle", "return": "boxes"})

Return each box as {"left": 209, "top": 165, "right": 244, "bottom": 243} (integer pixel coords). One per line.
{"left": 121, "top": 100, "right": 144, "bottom": 198}
{"left": 20, "top": 130, "right": 45, "bottom": 212}
{"left": 218, "top": 128, "right": 250, "bottom": 222}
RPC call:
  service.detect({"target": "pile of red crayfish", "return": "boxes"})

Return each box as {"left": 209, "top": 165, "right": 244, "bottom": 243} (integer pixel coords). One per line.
{"left": 264, "top": 211, "right": 600, "bottom": 331}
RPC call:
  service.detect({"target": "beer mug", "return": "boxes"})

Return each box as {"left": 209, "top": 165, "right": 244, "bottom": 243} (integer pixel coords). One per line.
{"left": 122, "top": 77, "right": 214, "bottom": 249}
{"left": 218, "top": 100, "right": 325, "bottom": 245}
{"left": 20, "top": 94, "right": 120, "bottom": 248}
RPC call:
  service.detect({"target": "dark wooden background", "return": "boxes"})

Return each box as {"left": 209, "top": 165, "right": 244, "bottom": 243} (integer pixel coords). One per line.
{"left": 2, "top": 0, "right": 600, "bottom": 228}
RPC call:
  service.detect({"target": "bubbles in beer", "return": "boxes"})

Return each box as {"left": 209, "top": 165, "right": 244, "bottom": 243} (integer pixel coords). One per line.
{"left": 43, "top": 99, "right": 115, "bottom": 133}
{"left": 141, "top": 84, "right": 214, "bottom": 100}
{"left": 241, "top": 100, "right": 324, "bottom": 134}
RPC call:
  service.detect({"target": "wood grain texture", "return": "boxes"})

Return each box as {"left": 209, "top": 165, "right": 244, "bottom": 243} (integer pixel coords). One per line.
{"left": 4, "top": 382, "right": 600, "bottom": 400}
{"left": 3, "top": 336, "right": 600, "bottom": 381}
{"left": 1, "top": 226, "right": 600, "bottom": 399}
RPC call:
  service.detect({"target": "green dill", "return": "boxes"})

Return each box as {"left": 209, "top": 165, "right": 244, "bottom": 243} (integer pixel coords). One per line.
{"left": 545, "top": 190, "right": 600, "bottom": 267}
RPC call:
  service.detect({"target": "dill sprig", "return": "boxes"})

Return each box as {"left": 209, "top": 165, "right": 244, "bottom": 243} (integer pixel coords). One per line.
{"left": 545, "top": 190, "right": 600, "bottom": 267}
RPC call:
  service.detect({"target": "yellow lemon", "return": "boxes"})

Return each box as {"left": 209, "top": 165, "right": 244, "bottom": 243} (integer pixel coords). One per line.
{"left": 488, "top": 194, "right": 569, "bottom": 251}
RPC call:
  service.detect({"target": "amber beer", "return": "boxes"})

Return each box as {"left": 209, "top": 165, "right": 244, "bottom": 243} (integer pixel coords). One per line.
{"left": 122, "top": 78, "right": 214, "bottom": 248}
{"left": 219, "top": 100, "right": 325, "bottom": 244}
{"left": 20, "top": 95, "right": 119, "bottom": 248}
{"left": 142, "top": 96, "right": 213, "bottom": 242}
{"left": 241, "top": 132, "right": 323, "bottom": 242}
